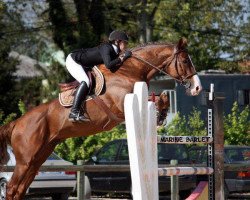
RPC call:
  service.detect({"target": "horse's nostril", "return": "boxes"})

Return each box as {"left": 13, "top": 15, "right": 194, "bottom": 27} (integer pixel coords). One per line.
{"left": 196, "top": 86, "right": 199, "bottom": 91}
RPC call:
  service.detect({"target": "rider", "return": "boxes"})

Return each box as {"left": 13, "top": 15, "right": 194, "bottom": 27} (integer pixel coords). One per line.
{"left": 65, "top": 30, "right": 132, "bottom": 122}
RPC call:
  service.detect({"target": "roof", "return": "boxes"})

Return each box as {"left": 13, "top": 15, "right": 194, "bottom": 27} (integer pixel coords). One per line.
{"left": 9, "top": 51, "right": 48, "bottom": 78}
{"left": 198, "top": 69, "right": 250, "bottom": 76}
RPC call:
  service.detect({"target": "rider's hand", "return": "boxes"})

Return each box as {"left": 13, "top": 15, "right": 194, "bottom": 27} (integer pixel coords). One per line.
{"left": 124, "top": 50, "right": 132, "bottom": 60}
{"left": 119, "top": 50, "right": 132, "bottom": 62}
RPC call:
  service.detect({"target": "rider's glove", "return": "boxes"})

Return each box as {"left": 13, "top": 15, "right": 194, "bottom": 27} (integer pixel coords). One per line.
{"left": 120, "top": 50, "right": 132, "bottom": 62}
{"left": 123, "top": 50, "right": 132, "bottom": 60}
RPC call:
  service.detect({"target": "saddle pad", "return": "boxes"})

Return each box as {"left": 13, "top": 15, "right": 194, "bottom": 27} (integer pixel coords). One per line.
{"left": 59, "top": 66, "right": 104, "bottom": 107}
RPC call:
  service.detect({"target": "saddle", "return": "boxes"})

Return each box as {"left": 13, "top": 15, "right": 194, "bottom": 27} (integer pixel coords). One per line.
{"left": 58, "top": 66, "right": 104, "bottom": 107}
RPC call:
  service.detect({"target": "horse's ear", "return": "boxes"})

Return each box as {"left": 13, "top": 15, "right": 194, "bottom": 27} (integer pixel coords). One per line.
{"left": 176, "top": 37, "right": 188, "bottom": 50}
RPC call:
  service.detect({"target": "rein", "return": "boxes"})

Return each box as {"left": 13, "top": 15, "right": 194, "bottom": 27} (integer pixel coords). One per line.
{"left": 131, "top": 52, "right": 196, "bottom": 88}
{"left": 132, "top": 54, "right": 169, "bottom": 76}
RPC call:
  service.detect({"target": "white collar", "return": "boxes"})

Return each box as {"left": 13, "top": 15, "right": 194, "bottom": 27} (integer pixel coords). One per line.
{"left": 112, "top": 44, "right": 119, "bottom": 54}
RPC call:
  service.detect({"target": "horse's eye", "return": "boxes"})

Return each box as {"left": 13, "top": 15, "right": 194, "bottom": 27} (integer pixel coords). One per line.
{"left": 183, "top": 59, "right": 188, "bottom": 64}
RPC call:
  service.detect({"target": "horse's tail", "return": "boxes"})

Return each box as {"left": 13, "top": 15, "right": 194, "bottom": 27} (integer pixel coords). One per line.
{"left": 0, "top": 121, "right": 15, "bottom": 167}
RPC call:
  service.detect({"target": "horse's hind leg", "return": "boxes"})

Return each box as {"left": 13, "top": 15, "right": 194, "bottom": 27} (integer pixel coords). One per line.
{"left": 7, "top": 163, "right": 38, "bottom": 200}
{"left": 17, "top": 145, "right": 56, "bottom": 200}
{"left": 7, "top": 142, "right": 57, "bottom": 200}
{"left": 6, "top": 116, "right": 59, "bottom": 200}
{"left": 6, "top": 164, "right": 26, "bottom": 200}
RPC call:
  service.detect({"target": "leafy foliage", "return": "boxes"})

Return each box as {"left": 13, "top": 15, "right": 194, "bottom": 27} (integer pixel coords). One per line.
{"left": 158, "top": 104, "right": 250, "bottom": 146}
{"left": 43, "top": 0, "right": 250, "bottom": 71}
{"left": 0, "top": 112, "right": 16, "bottom": 126}
{"left": 55, "top": 125, "right": 126, "bottom": 163}
{"left": 224, "top": 102, "right": 250, "bottom": 145}
{"left": 158, "top": 107, "right": 206, "bottom": 136}
{"left": 154, "top": 0, "right": 249, "bottom": 71}
{"left": 216, "top": 61, "right": 240, "bottom": 73}
{"left": 0, "top": 100, "right": 26, "bottom": 125}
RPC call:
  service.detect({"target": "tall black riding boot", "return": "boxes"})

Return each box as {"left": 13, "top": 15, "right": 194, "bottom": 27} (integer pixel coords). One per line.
{"left": 69, "top": 81, "right": 89, "bottom": 122}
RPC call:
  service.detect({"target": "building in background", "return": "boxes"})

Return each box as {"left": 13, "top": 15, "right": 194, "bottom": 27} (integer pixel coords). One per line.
{"left": 9, "top": 51, "right": 47, "bottom": 79}
{"left": 150, "top": 72, "right": 250, "bottom": 124}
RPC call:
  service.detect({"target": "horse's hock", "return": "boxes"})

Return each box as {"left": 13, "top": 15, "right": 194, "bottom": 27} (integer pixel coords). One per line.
{"left": 124, "top": 82, "right": 225, "bottom": 200}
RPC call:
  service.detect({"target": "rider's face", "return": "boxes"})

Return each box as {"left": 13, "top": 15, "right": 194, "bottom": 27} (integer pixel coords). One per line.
{"left": 119, "top": 41, "right": 128, "bottom": 51}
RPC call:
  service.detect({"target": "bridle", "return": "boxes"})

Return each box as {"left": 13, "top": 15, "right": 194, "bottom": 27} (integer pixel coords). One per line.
{"left": 132, "top": 49, "right": 197, "bottom": 89}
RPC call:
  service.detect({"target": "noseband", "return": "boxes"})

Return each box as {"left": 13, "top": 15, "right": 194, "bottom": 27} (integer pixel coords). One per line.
{"left": 132, "top": 50, "right": 196, "bottom": 88}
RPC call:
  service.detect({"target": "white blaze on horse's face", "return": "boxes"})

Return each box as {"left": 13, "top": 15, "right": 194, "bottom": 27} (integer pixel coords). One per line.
{"left": 189, "top": 74, "right": 202, "bottom": 96}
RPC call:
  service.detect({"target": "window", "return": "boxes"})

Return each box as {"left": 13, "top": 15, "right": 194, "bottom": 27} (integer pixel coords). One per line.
{"left": 96, "top": 142, "right": 120, "bottom": 162}
{"left": 163, "top": 90, "right": 177, "bottom": 125}
{"left": 238, "top": 90, "right": 250, "bottom": 105}
{"left": 164, "top": 90, "right": 177, "bottom": 114}
{"left": 225, "top": 148, "right": 250, "bottom": 162}
{"left": 158, "top": 144, "right": 188, "bottom": 163}
{"left": 117, "top": 144, "right": 129, "bottom": 161}
{"left": 48, "top": 152, "right": 61, "bottom": 160}
{"left": 242, "top": 149, "right": 250, "bottom": 161}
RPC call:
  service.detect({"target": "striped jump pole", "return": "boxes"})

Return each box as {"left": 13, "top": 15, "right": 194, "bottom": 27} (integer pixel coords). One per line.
{"left": 158, "top": 167, "right": 214, "bottom": 176}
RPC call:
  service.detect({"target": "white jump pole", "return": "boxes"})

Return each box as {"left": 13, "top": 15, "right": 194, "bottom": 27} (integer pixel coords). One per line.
{"left": 125, "top": 82, "right": 158, "bottom": 200}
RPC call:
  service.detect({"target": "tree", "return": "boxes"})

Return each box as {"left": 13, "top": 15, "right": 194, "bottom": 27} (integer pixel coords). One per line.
{"left": 224, "top": 102, "right": 250, "bottom": 145}
{"left": 153, "top": 0, "right": 250, "bottom": 71}
{"left": 0, "top": 100, "right": 26, "bottom": 126}
{"left": 158, "top": 108, "right": 206, "bottom": 136}
{"left": 0, "top": 2, "right": 20, "bottom": 117}
{"left": 46, "top": 0, "right": 105, "bottom": 53}
{"left": 41, "top": 0, "right": 250, "bottom": 72}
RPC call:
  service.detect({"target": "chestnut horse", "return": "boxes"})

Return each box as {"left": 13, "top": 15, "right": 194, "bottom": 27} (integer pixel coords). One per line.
{"left": 0, "top": 38, "right": 202, "bottom": 200}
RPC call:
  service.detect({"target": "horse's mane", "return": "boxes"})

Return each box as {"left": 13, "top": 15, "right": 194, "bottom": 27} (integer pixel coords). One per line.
{"left": 131, "top": 42, "right": 175, "bottom": 52}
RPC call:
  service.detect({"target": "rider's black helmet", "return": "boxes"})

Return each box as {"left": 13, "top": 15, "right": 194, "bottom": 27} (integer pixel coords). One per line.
{"left": 109, "top": 30, "right": 129, "bottom": 42}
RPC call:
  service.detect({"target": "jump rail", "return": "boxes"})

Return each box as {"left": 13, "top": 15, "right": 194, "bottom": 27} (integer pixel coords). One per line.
{"left": 2, "top": 163, "right": 247, "bottom": 172}
{"left": 158, "top": 167, "right": 214, "bottom": 176}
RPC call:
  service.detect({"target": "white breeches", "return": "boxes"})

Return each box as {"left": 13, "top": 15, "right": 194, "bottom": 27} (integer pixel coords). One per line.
{"left": 65, "top": 54, "right": 90, "bottom": 87}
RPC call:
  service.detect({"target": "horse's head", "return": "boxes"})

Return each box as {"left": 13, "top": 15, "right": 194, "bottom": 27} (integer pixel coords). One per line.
{"left": 131, "top": 38, "right": 202, "bottom": 96}
{"left": 149, "top": 91, "right": 170, "bottom": 126}
{"left": 163, "top": 38, "right": 202, "bottom": 96}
